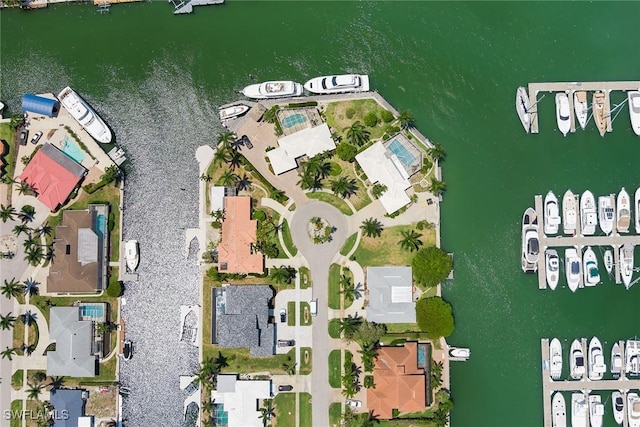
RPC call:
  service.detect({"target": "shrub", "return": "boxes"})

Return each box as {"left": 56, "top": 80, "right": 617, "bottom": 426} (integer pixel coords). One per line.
{"left": 416, "top": 296, "right": 454, "bottom": 339}
{"left": 385, "top": 125, "right": 401, "bottom": 135}
{"left": 335, "top": 142, "right": 358, "bottom": 163}
{"left": 106, "top": 280, "right": 123, "bottom": 297}
{"left": 287, "top": 101, "right": 318, "bottom": 108}
{"left": 253, "top": 209, "right": 267, "bottom": 221}
{"left": 381, "top": 109, "right": 394, "bottom": 123}
{"left": 328, "top": 162, "right": 342, "bottom": 176}
{"left": 364, "top": 375, "right": 375, "bottom": 389}
{"left": 412, "top": 246, "right": 453, "bottom": 288}
{"left": 363, "top": 111, "right": 378, "bottom": 127}
{"left": 345, "top": 108, "right": 356, "bottom": 119}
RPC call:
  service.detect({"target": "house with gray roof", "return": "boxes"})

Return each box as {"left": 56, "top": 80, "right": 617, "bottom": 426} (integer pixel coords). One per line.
{"left": 49, "top": 388, "right": 92, "bottom": 427}
{"left": 47, "top": 307, "right": 97, "bottom": 377}
{"left": 212, "top": 285, "right": 274, "bottom": 356}
{"left": 366, "top": 266, "right": 416, "bottom": 324}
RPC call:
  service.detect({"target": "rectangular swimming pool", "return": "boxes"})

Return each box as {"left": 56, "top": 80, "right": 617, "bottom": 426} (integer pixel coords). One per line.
{"left": 388, "top": 138, "right": 416, "bottom": 168}
{"left": 61, "top": 136, "right": 86, "bottom": 164}
{"left": 96, "top": 214, "right": 107, "bottom": 238}
{"left": 79, "top": 304, "right": 105, "bottom": 319}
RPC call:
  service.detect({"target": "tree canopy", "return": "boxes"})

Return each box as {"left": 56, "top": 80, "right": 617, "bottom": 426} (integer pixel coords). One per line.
{"left": 416, "top": 296, "right": 455, "bottom": 339}
{"left": 412, "top": 246, "right": 452, "bottom": 288}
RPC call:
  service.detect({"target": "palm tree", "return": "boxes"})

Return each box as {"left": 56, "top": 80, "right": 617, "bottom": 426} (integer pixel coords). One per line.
{"left": 2, "top": 278, "right": 24, "bottom": 299}
{"left": 0, "top": 175, "right": 19, "bottom": 185}
{"left": 346, "top": 121, "right": 371, "bottom": 147}
{"left": 1, "top": 346, "right": 18, "bottom": 360}
{"left": 236, "top": 174, "right": 252, "bottom": 191}
{"left": 23, "top": 278, "right": 40, "bottom": 297}
{"left": 398, "top": 229, "right": 423, "bottom": 252}
{"left": 213, "top": 146, "right": 230, "bottom": 166}
{"left": 282, "top": 360, "right": 297, "bottom": 376}
{"left": 297, "top": 173, "right": 323, "bottom": 192}
{"left": 21, "top": 310, "right": 37, "bottom": 326}
{"left": 269, "top": 266, "right": 296, "bottom": 285}
{"left": 339, "top": 314, "right": 363, "bottom": 341}
{"left": 217, "top": 131, "right": 236, "bottom": 150}
{"left": 397, "top": 110, "right": 414, "bottom": 129}
{"left": 96, "top": 322, "right": 116, "bottom": 335}
{"left": 23, "top": 235, "right": 40, "bottom": 250}
{"left": 25, "top": 246, "right": 44, "bottom": 266}
{"left": 213, "top": 351, "right": 229, "bottom": 370}
{"left": 371, "top": 183, "right": 387, "bottom": 199}
{"left": 24, "top": 344, "right": 36, "bottom": 356}
{"left": 12, "top": 223, "right": 30, "bottom": 236}
{"left": 301, "top": 157, "right": 332, "bottom": 180}
{"left": 34, "top": 224, "right": 53, "bottom": 237}
{"left": 360, "top": 218, "right": 383, "bottom": 238}
{"left": 218, "top": 169, "right": 239, "bottom": 187}
{"left": 428, "top": 142, "right": 446, "bottom": 162}
{"left": 361, "top": 410, "right": 381, "bottom": 426}
{"left": 228, "top": 150, "right": 242, "bottom": 170}
{"left": 199, "top": 173, "right": 212, "bottom": 182}
{"left": 0, "top": 312, "right": 17, "bottom": 330}
{"left": 0, "top": 204, "right": 17, "bottom": 223}
{"left": 15, "top": 181, "right": 34, "bottom": 196}
{"left": 26, "top": 383, "right": 44, "bottom": 400}
{"left": 263, "top": 105, "right": 279, "bottom": 124}
{"left": 330, "top": 176, "right": 358, "bottom": 199}
{"left": 341, "top": 279, "right": 364, "bottom": 302}
{"left": 429, "top": 177, "right": 447, "bottom": 196}
{"left": 101, "top": 165, "right": 120, "bottom": 184}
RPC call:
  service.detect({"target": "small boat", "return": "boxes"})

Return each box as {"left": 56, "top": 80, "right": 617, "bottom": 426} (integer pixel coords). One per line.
{"left": 629, "top": 392, "right": 640, "bottom": 427}
{"left": 449, "top": 347, "right": 471, "bottom": 360}
{"left": 552, "top": 392, "right": 567, "bottom": 427}
{"left": 626, "top": 339, "right": 640, "bottom": 376}
{"left": 565, "top": 248, "right": 581, "bottom": 292}
{"left": 629, "top": 90, "right": 640, "bottom": 136}
{"left": 516, "top": 86, "right": 531, "bottom": 133}
{"left": 219, "top": 104, "right": 249, "bottom": 121}
{"left": 122, "top": 340, "right": 133, "bottom": 360}
{"left": 580, "top": 190, "right": 598, "bottom": 236}
{"left": 303, "top": 74, "right": 369, "bottom": 94}
{"left": 556, "top": 92, "right": 571, "bottom": 137}
{"left": 593, "top": 91, "right": 607, "bottom": 137}
{"left": 57, "top": 86, "right": 112, "bottom": 144}
{"left": 620, "top": 244, "right": 634, "bottom": 289}
{"left": 612, "top": 391, "right": 624, "bottom": 425}
{"left": 521, "top": 207, "right": 539, "bottom": 273}
{"left": 574, "top": 91, "right": 589, "bottom": 130}
{"left": 617, "top": 187, "right": 631, "bottom": 233}
{"left": 546, "top": 249, "right": 560, "bottom": 290}
{"left": 563, "top": 190, "right": 577, "bottom": 235}
{"left": 604, "top": 249, "right": 614, "bottom": 275}
{"left": 241, "top": 81, "right": 303, "bottom": 99}
{"left": 598, "top": 196, "right": 615, "bottom": 235}
{"left": 544, "top": 191, "right": 562, "bottom": 235}
{"left": 125, "top": 240, "right": 139, "bottom": 272}
{"left": 611, "top": 342, "right": 623, "bottom": 379}
{"left": 636, "top": 187, "right": 640, "bottom": 233}
{"left": 589, "top": 394, "right": 604, "bottom": 427}
{"left": 583, "top": 246, "right": 600, "bottom": 287}
{"left": 550, "top": 338, "right": 563, "bottom": 380}
{"left": 572, "top": 393, "right": 588, "bottom": 427}
{"left": 588, "top": 337, "right": 606, "bottom": 380}
{"left": 569, "top": 339, "right": 586, "bottom": 380}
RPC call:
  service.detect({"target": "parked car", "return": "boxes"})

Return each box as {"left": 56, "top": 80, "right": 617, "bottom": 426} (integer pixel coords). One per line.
{"left": 278, "top": 385, "right": 293, "bottom": 392}
{"left": 18, "top": 129, "right": 28, "bottom": 145}
{"left": 279, "top": 308, "right": 286, "bottom": 323}
{"left": 30, "top": 131, "right": 43, "bottom": 145}
{"left": 241, "top": 134, "right": 253, "bottom": 149}
{"left": 345, "top": 399, "right": 362, "bottom": 408}
{"left": 277, "top": 339, "right": 295, "bottom": 347}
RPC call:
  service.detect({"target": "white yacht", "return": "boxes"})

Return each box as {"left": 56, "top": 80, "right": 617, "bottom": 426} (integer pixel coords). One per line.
{"left": 588, "top": 337, "right": 606, "bottom": 380}
{"left": 629, "top": 392, "right": 640, "bottom": 427}
{"left": 620, "top": 244, "right": 634, "bottom": 289}
{"left": 125, "top": 240, "right": 139, "bottom": 272}
{"left": 574, "top": 91, "right": 589, "bottom": 130}
{"left": 572, "top": 393, "right": 588, "bottom": 427}
{"left": 563, "top": 190, "right": 578, "bottom": 235}
{"left": 626, "top": 339, "right": 640, "bottom": 376}
{"left": 604, "top": 249, "right": 614, "bottom": 276}
{"left": 219, "top": 104, "right": 249, "bottom": 121}
{"left": 565, "top": 248, "right": 581, "bottom": 293}
{"left": 550, "top": 338, "right": 563, "bottom": 380}
{"left": 545, "top": 191, "right": 562, "bottom": 235}
{"left": 556, "top": 92, "right": 571, "bottom": 137}
{"left": 580, "top": 190, "right": 597, "bottom": 235}
{"left": 521, "top": 207, "right": 539, "bottom": 273}
{"left": 612, "top": 391, "right": 624, "bottom": 425}
{"left": 569, "top": 339, "right": 586, "bottom": 380}
{"left": 303, "top": 74, "right": 369, "bottom": 94}
{"left": 57, "top": 86, "right": 112, "bottom": 144}
{"left": 552, "top": 392, "right": 567, "bottom": 427}
{"left": 598, "top": 195, "right": 615, "bottom": 235}
{"left": 449, "top": 347, "right": 471, "bottom": 360}
{"left": 635, "top": 187, "right": 640, "bottom": 233}
{"left": 516, "top": 86, "right": 531, "bottom": 133}
{"left": 617, "top": 187, "right": 631, "bottom": 233}
{"left": 583, "top": 247, "right": 600, "bottom": 286}
{"left": 546, "top": 249, "right": 560, "bottom": 290}
{"left": 593, "top": 91, "right": 607, "bottom": 137}
{"left": 629, "top": 90, "right": 640, "bottom": 136}
{"left": 241, "top": 81, "right": 303, "bottom": 99}
{"left": 611, "top": 342, "right": 623, "bottom": 379}
{"left": 589, "top": 394, "right": 604, "bottom": 427}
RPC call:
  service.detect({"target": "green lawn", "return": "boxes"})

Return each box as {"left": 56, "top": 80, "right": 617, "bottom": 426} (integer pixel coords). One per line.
{"left": 328, "top": 350, "right": 341, "bottom": 388}
{"left": 281, "top": 219, "right": 298, "bottom": 256}
{"left": 260, "top": 207, "right": 287, "bottom": 259}
{"left": 328, "top": 264, "right": 342, "bottom": 310}
{"left": 299, "top": 347, "right": 312, "bottom": 375}
{"left": 202, "top": 346, "right": 294, "bottom": 375}
{"left": 385, "top": 323, "right": 421, "bottom": 333}
{"left": 352, "top": 224, "right": 436, "bottom": 267}
{"left": 339, "top": 233, "right": 358, "bottom": 256}
{"left": 299, "top": 267, "right": 311, "bottom": 289}
{"left": 299, "top": 392, "right": 312, "bottom": 427}
{"left": 287, "top": 301, "right": 296, "bottom": 327}
{"left": 274, "top": 392, "right": 296, "bottom": 427}
{"left": 299, "top": 301, "right": 312, "bottom": 326}
{"left": 324, "top": 98, "right": 394, "bottom": 142}
{"left": 30, "top": 295, "right": 117, "bottom": 325}
{"left": 306, "top": 192, "right": 353, "bottom": 215}
{"left": 10, "top": 400, "right": 22, "bottom": 427}
{"left": 11, "top": 370, "right": 23, "bottom": 390}
{"left": 329, "top": 402, "right": 343, "bottom": 427}
{"left": 328, "top": 318, "right": 341, "bottom": 339}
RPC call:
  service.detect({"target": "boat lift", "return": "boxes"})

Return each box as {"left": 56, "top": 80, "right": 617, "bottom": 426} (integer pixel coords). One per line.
{"left": 608, "top": 97, "right": 629, "bottom": 126}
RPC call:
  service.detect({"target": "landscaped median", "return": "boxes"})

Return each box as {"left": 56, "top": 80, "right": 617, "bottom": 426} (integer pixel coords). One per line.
{"left": 328, "top": 349, "right": 342, "bottom": 388}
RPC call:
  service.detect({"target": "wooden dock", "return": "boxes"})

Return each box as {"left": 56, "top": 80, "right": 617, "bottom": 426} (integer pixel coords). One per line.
{"left": 527, "top": 81, "right": 640, "bottom": 134}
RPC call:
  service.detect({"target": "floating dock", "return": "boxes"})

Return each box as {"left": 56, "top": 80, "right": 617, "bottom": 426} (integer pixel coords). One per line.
{"left": 171, "top": 0, "right": 223, "bottom": 14}
{"left": 526, "top": 81, "right": 640, "bottom": 134}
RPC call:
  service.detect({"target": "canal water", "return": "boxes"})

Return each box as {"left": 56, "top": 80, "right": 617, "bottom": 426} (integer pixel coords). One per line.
{"left": 1, "top": 2, "right": 639, "bottom": 426}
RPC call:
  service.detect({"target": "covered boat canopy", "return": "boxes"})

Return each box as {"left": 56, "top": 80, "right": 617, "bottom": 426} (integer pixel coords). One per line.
{"left": 22, "top": 93, "right": 59, "bottom": 117}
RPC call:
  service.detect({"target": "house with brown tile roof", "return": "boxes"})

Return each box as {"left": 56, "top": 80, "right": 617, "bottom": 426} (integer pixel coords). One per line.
{"left": 217, "top": 196, "right": 264, "bottom": 274}
{"left": 367, "top": 341, "right": 431, "bottom": 419}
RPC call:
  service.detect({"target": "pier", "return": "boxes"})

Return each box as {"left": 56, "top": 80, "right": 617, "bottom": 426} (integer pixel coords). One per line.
{"left": 541, "top": 339, "right": 640, "bottom": 427}
{"left": 527, "top": 81, "right": 640, "bottom": 134}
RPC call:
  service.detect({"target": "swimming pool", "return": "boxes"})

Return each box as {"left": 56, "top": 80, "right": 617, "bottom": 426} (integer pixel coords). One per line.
{"left": 387, "top": 138, "right": 416, "bottom": 168}
{"left": 212, "top": 403, "right": 229, "bottom": 425}
{"left": 79, "top": 304, "right": 105, "bottom": 319}
{"left": 281, "top": 113, "right": 307, "bottom": 129}
{"left": 61, "top": 137, "right": 85, "bottom": 163}
{"left": 417, "top": 343, "right": 428, "bottom": 369}
{"left": 96, "top": 214, "right": 107, "bottom": 238}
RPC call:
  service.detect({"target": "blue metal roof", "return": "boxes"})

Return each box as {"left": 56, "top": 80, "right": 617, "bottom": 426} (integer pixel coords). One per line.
{"left": 22, "top": 93, "right": 59, "bottom": 117}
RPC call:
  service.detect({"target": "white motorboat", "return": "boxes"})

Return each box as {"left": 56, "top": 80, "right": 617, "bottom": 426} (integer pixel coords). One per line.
{"left": 219, "top": 104, "right": 249, "bottom": 121}
{"left": 583, "top": 246, "right": 600, "bottom": 286}
{"left": 580, "top": 190, "right": 598, "bottom": 236}
{"left": 604, "top": 249, "right": 614, "bottom": 276}
{"left": 593, "top": 91, "right": 607, "bottom": 137}
{"left": 241, "top": 81, "right": 303, "bottom": 99}
{"left": 612, "top": 391, "right": 624, "bottom": 425}
{"left": 449, "top": 347, "right": 471, "bottom": 360}
{"left": 516, "top": 86, "right": 531, "bottom": 133}
{"left": 629, "top": 392, "right": 640, "bottom": 427}
{"left": 546, "top": 249, "right": 560, "bottom": 290}
{"left": 636, "top": 187, "right": 640, "bottom": 233}
{"left": 552, "top": 392, "right": 567, "bottom": 427}
{"left": 569, "top": 339, "right": 586, "bottom": 380}
{"left": 598, "top": 195, "right": 615, "bottom": 235}
{"left": 572, "top": 393, "right": 588, "bottom": 427}
{"left": 122, "top": 340, "right": 133, "bottom": 360}
{"left": 620, "top": 244, "right": 634, "bottom": 289}
{"left": 565, "top": 248, "right": 581, "bottom": 293}
{"left": 588, "top": 337, "right": 606, "bottom": 380}
{"left": 617, "top": 187, "right": 631, "bottom": 233}
{"left": 629, "top": 90, "right": 640, "bottom": 136}
{"left": 125, "top": 240, "right": 139, "bottom": 272}
{"left": 521, "top": 207, "right": 539, "bottom": 273}
{"left": 303, "top": 74, "right": 369, "bottom": 94}
{"left": 545, "top": 191, "right": 562, "bottom": 235}
{"left": 574, "top": 91, "right": 589, "bottom": 130}
{"left": 589, "top": 394, "right": 604, "bottom": 427}
{"left": 627, "top": 340, "right": 640, "bottom": 376}
{"left": 57, "top": 86, "right": 112, "bottom": 144}
{"left": 556, "top": 92, "right": 571, "bottom": 137}
{"left": 550, "top": 338, "right": 563, "bottom": 380}
{"left": 611, "top": 342, "right": 623, "bottom": 379}
{"left": 563, "top": 190, "right": 578, "bottom": 235}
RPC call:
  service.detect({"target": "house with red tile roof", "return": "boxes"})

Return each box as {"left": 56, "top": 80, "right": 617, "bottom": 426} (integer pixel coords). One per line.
{"left": 217, "top": 196, "right": 264, "bottom": 274}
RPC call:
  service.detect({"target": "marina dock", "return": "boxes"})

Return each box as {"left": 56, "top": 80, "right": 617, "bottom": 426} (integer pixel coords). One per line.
{"left": 541, "top": 339, "right": 640, "bottom": 427}
{"left": 527, "top": 81, "right": 640, "bottom": 134}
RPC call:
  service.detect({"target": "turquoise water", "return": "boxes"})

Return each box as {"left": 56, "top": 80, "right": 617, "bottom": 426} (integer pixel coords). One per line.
{"left": 418, "top": 343, "right": 428, "bottom": 369}
{"left": 61, "top": 137, "right": 85, "bottom": 163}
{"left": 213, "top": 403, "right": 228, "bottom": 426}
{"left": 388, "top": 138, "right": 416, "bottom": 168}
{"left": 96, "top": 214, "right": 107, "bottom": 238}
{"left": 281, "top": 113, "right": 306, "bottom": 129}
{"left": 80, "top": 304, "right": 104, "bottom": 319}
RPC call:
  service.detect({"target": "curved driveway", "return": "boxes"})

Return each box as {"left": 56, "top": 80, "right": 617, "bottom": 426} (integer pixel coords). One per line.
{"left": 290, "top": 201, "right": 351, "bottom": 427}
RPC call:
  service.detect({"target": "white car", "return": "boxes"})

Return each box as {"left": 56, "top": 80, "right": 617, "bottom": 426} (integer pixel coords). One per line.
{"left": 345, "top": 399, "right": 362, "bottom": 408}
{"left": 30, "top": 131, "right": 43, "bottom": 144}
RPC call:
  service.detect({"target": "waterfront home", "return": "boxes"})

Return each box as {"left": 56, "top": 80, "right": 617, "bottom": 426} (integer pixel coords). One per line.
{"left": 47, "top": 307, "right": 99, "bottom": 377}
{"left": 365, "top": 266, "right": 416, "bottom": 323}
{"left": 49, "top": 388, "right": 94, "bottom": 427}
{"left": 266, "top": 123, "right": 336, "bottom": 175}
{"left": 210, "top": 374, "right": 272, "bottom": 427}
{"left": 217, "top": 196, "right": 264, "bottom": 274}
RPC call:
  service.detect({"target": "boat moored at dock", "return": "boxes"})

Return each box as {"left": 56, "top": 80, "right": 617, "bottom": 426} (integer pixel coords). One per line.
{"left": 588, "top": 394, "right": 604, "bottom": 427}
{"left": 610, "top": 342, "right": 622, "bottom": 379}
{"left": 635, "top": 187, "right": 640, "bottom": 233}
{"left": 552, "top": 392, "right": 567, "bottom": 427}
{"left": 569, "top": 339, "right": 585, "bottom": 380}
{"left": 448, "top": 347, "right": 471, "bottom": 361}
{"left": 550, "top": 338, "right": 563, "bottom": 380}
{"left": 572, "top": 393, "right": 588, "bottom": 427}
{"left": 516, "top": 86, "right": 531, "bottom": 133}
{"left": 588, "top": 337, "right": 606, "bottom": 380}
{"left": 545, "top": 249, "right": 560, "bottom": 290}
{"left": 629, "top": 392, "right": 640, "bottom": 427}
{"left": 612, "top": 391, "right": 624, "bottom": 425}
{"left": 617, "top": 187, "right": 631, "bottom": 233}
{"left": 563, "top": 190, "right": 577, "bottom": 235}
{"left": 574, "top": 91, "right": 589, "bottom": 130}
{"left": 241, "top": 81, "right": 303, "bottom": 99}
{"left": 603, "top": 249, "right": 614, "bottom": 276}
{"left": 620, "top": 244, "right": 634, "bottom": 289}
{"left": 544, "top": 191, "right": 561, "bottom": 235}
{"left": 57, "top": 86, "right": 112, "bottom": 144}
{"left": 627, "top": 339, "right": 640, "bottom": 376}
{"left": 580, "top": 190, "right": 597, "bottom": 236}
{"left": 565, "top": 248, "right": 581, "bottom": 293}
{"left": 555, "top": 92, "right": 571, "bottom": 137}
{"left": 219, "top": 104, "right": 249, "bottom": 121}
{"left": 521, "top": 207, "right": 539, "bottom": 273}
{"left": 598, "top": 196, "right": 614, "bottom": 235}
{"left": 582, "top": 246, "right": 600, "bottom": 286}
{"left": 125, "top": 239, "right": 139, "bottom": 272}
{"left": 629, "top": 90, "right": 640, "bottom": 136}
{"left": 593, "top": 91, "right": 607, "bottom": 137}
{"left": 303, "top": 74, "right": 369, "bottom": 94}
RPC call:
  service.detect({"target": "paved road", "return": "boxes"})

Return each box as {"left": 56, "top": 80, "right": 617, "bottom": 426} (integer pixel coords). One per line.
{"left": 290, "top": 201, "right": 351, "bottom": 427}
